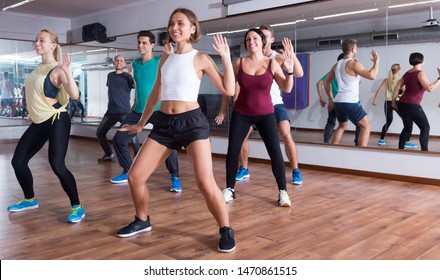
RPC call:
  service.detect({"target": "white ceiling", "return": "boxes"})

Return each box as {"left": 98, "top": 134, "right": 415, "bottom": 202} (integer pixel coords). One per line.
{"left": 2, "top": 0, "right": 440, "bottom": 28}
{"left": 1, "top": 0, "right": 440, "bottom": 52}
{"left": 0, "top": 0, "right": 142, "bottom": 18}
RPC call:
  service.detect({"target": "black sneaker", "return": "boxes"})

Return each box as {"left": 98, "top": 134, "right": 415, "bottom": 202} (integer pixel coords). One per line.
{"left": 218, "top": 226, "right": 236, "bottom": 253}
{"left": 117, "top": 216, "right": 152, "bottom": 238}
{"left": 98, "top": 154, "right": 115, "bottom": 162}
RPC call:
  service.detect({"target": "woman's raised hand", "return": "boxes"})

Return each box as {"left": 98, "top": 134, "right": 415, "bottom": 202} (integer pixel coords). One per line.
{"left": 59, "top": 53, "right": 72, "bottom": 73}
{"left": 280, "top": 37, "right": 294, "bottom": 73}
{"left": 212, "top": 34, "right": 231, "bottom": 58}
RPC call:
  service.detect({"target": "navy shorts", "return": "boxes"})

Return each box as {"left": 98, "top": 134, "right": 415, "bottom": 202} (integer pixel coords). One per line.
{"left": 334, "top": 102, "right": 367, "bottom": 124}
{"left": 148, "top": 107, "right": 210, "bottom": 150}
{"left": 274, "top": 104, "right": 290, "bottom": 123}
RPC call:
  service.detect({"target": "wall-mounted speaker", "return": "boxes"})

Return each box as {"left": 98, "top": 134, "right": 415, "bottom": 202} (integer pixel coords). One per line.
{"left": 82, "top": 23, "right": 107, "bottom": 42}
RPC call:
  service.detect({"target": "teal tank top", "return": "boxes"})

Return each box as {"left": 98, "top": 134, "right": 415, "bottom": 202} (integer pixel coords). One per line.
{"left": 132, "top": 56, "right": 161, "bottom": 113}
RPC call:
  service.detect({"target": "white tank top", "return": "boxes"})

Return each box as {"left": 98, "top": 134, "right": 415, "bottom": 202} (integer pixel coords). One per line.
{"left": 269, "top": 51, "right": 284, "bottom": 105}
{"left": 161, "top": 49, "right": 201, "bottom": 102}
{"left": 334, "top": 58, "right": 360, "bottom": 103}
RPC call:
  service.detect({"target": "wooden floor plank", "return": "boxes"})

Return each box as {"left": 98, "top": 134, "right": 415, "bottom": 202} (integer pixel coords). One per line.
{"left": 1, "top": 138, "right": 440, "bottom": 260}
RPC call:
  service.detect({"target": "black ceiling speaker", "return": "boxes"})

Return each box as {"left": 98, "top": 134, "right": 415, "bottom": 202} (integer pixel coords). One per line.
{"left": 82, "top": 23, "right": 107, "bottom": 42}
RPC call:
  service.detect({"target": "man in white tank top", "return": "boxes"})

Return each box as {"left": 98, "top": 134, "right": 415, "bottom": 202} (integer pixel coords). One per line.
{"left": 323, "top": 38, "right": 379, "bottom": 147}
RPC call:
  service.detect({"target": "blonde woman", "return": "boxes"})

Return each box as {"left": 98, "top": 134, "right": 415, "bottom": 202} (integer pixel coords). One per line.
{"left": 8, "top": 29, "right": 85, "bottom": 223}
{"left": 372, "top": 63, "right": 404, "bottom": 146}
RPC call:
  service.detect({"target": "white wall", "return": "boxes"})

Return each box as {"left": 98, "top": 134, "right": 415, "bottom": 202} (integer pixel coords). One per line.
{"left": 69, "top": 0, "right": 226, "bottom": 43}
{"left": 290, "top": 41, "right": 440, "bottom": 136}
{"left": 0, "top": 12, "right": 71, "bottom": 42}
{"left": 0, "top": 0, "right": 226, "bottom": 43}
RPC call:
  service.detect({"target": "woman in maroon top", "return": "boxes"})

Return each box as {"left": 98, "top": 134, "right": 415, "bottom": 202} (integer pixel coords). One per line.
{"left": 223, "top": 28, "right": 295, "bottom": 207}
{"left": 392, "top": 52, "right": 440, "bottom": 151}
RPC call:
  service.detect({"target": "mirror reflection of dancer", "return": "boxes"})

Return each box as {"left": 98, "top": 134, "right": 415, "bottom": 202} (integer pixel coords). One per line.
{"left": 0, "top": 72, "right": 15, "bottom": 117}
{"left": 68, "top": 80, "right": 85, "bottom": 122}
{"left": 116, "top": 8, "right": 236, "bottom": 253}
{"left": 8, "top": 29, "right": 85, "bottom": 223}
{"left": 373, "top": 64, "right": 403, "bottom": 146}
{"left": 317, "top": 54, "right": 361, "bottom": 146}
{"left": 392, "top": 52, "right": 440, "bottom": 151}
{"left": 324, "top": 38, "right": 379, "bottom": 147}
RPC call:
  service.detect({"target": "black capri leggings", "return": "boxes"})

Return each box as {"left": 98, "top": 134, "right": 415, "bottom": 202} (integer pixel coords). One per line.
{"left": 226, "top": 111, "right": 286, "bottom": 190}
{"left": 11, "top": 108, "right": 80, "bottom": 206}
{"left": 397, "top": 101, "right": 430, "bottom": 151}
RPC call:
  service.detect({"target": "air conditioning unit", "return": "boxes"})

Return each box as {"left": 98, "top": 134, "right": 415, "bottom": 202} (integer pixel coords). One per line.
{"left": 372, "top": 33, "right": 399, "bottom": 41}
{"left": 317, "top": 39, "right": 342, "bottom": 46}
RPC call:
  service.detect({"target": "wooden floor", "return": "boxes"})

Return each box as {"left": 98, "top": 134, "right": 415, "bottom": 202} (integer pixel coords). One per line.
{"left": 1, "top": 137, "right": 440, "bottom": 260}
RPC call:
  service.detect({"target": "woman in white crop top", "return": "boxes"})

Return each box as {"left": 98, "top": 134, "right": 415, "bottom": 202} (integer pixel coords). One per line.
{"left": 117, "top": 8, "right": 236, "bottom": 253}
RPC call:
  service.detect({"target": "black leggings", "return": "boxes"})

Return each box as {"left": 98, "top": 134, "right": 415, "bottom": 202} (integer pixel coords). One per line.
{"left": 226, "top": 111, "right": 286, "bottom": 190}
{"left": 11, "top": 110, "right": 80, "bottom": 206}
{"left": 397, "top": 102, "right": 430, "bottom": 151}
{"left": 380, "top": 100, "right": 402, "bottom": 139}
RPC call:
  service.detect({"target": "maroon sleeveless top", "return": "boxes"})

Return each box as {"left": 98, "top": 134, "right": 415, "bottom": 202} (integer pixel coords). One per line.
{"left": 234, "top": 58, "right": 274, "bottom": 116}
{"left": 399, "top": 70, "right": 425, "bottom": 105}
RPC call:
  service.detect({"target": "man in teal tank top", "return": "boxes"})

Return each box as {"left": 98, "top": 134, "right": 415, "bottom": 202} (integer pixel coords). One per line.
{"left": 111, "top": 30, "right": 182, "bottom": 192}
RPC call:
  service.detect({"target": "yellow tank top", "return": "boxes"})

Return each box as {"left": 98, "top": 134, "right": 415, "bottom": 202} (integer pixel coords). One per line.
{"left": 25, "top": 63, "right": 69, "bottom": 124}
{"left": 385, "top": 78, "right": 398, "bottom": 101}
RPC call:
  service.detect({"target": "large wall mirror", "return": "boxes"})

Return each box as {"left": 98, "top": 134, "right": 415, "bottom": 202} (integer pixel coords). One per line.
{"left": 1, "top": 0, "right": 440, "bottom": 154}
{"left": 201, "top": 0, "right": 440, "bottom": 153}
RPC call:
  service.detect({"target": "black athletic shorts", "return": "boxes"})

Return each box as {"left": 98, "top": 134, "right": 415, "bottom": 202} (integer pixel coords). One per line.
{"left": 149, "top": 107, "right": 210, "bottom": 150}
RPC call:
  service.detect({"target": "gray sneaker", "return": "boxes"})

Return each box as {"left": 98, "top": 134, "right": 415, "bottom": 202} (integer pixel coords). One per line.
{"left": 98, "top": 154, "right": 115, "bottom": 162}
{"left": 117, "top": 216, "right": 152, "bottom": 238}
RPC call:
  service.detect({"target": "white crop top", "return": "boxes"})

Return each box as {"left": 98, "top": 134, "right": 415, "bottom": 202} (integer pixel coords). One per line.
{"left": 334, "top": 58, "right": 360, "bottom": 103}
{"left": 161, "top": 49, "right": 201, "bottom": 102}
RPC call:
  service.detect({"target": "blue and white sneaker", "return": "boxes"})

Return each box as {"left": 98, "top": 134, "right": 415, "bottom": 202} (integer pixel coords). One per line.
{"left": 378, "top": 139, "right": 386, "bottom": 146}
{"left": 235, "top": 166, "right": 250, "bottom": 181}
{"left": 111, "top": 171, "right": 128, "bottom": 184}
{"left": 292, "top": 168, "right": 303, "bottom": 185}
{"left": 170, "top": 175, "right": 182, "bottom": 192}
{"left": 404, "top": 142, "right": 418, "bottom": 149}
{"left": 66, "top": 205, "right": 85, "bottom": 223}
{"left": 7, "top": 198, "right": 39, "bottom": 212}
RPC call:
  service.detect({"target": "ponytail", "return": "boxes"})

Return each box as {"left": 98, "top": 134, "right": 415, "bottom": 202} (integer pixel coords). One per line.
{"left": 386, "top": 69, "right": 393, "bottom": 93}
{"left": 386, "top": 63, "right": 400, "bottom": 92}
{"left": 54, "top": 44, "right": 62, "bottom": 63}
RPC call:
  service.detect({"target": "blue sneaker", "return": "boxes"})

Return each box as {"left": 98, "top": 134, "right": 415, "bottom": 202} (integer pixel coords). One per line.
{"left": 292, "top": 168, "right": 303, "bottom": 185}
{"left": 7, "top": 198, "right": 39, "bottom": 212}
{"left": 404, "top": 142, "right": 418, "bottom": 149}
{"left": 111, "top": 171, "right": 128, "bottom": 184}
{"left": 170, "top": 175, "right": 182, "bottom": 192}
{"left": 378, "top": 139, "right": 386, "bottom": 146}
{"left": 66, "top": 205, "right": 85, "bottom": 223}
{"left": 235, "top": 166, "right": 250, "bottom": 181}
